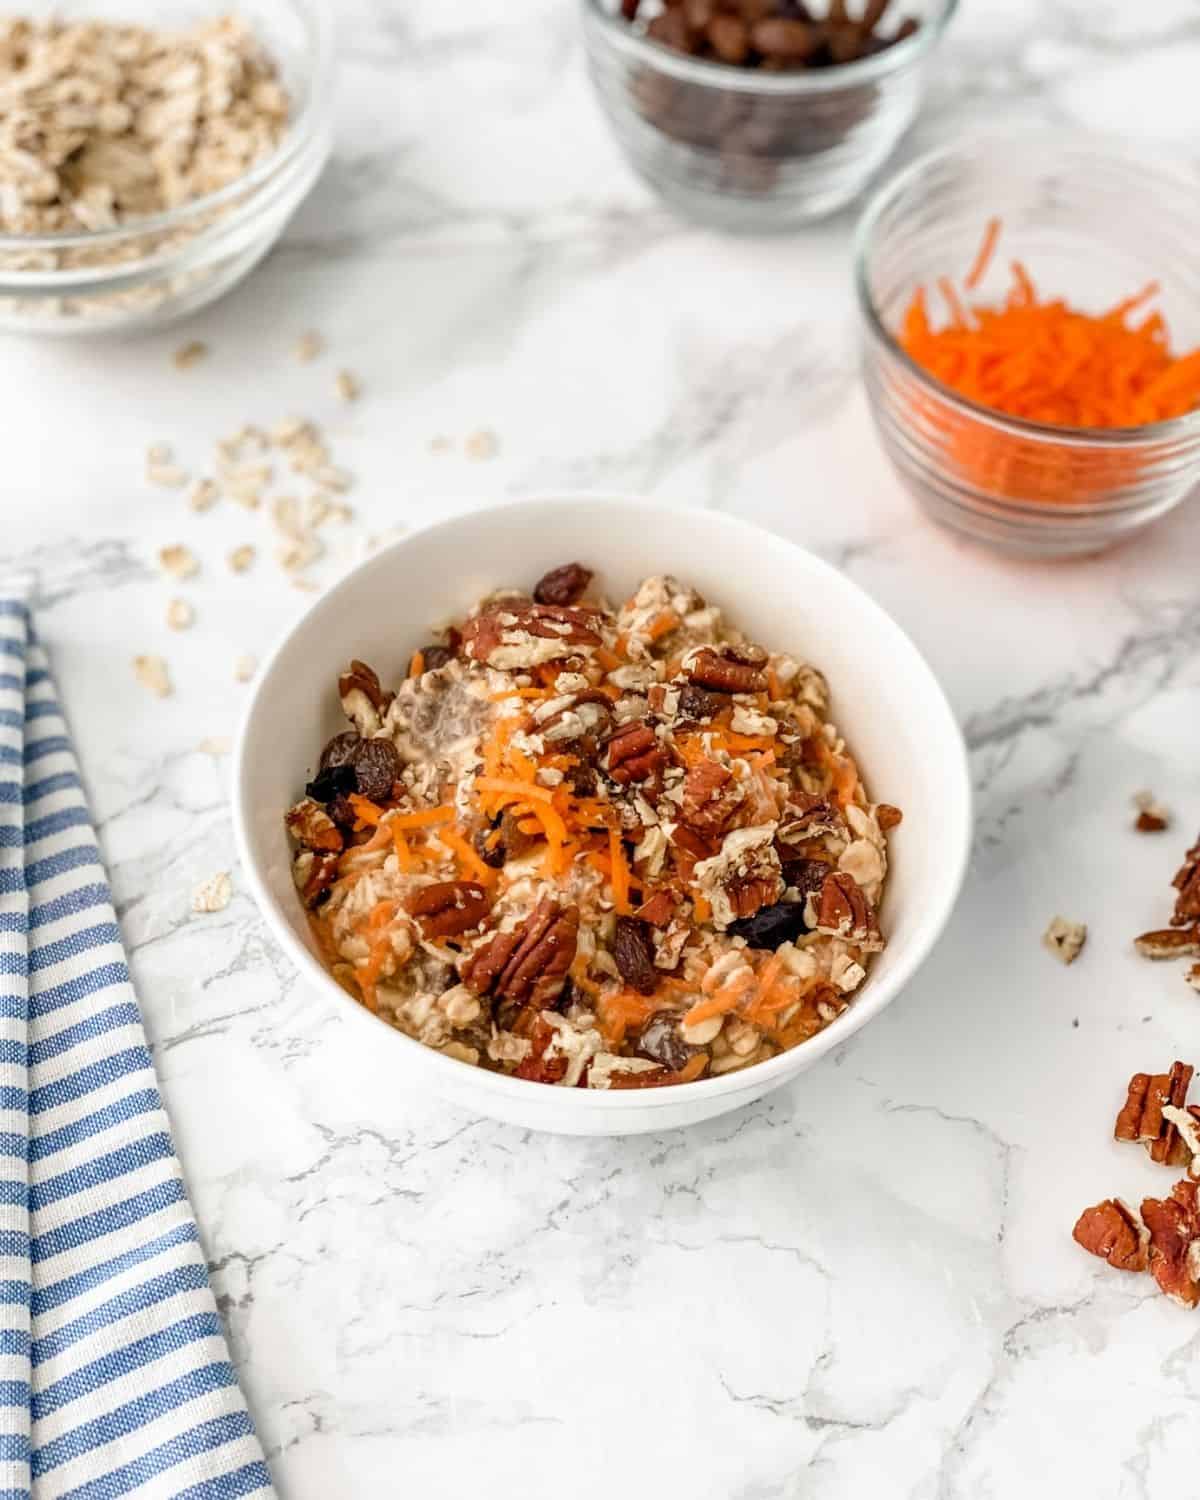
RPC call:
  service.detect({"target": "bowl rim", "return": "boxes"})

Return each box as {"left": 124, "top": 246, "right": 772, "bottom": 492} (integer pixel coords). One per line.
{"left": 580, "top": 0, "right": 959, "bottom": 96}
{"left": 233, "top": 493, "right": 972, "bottom": 1114}
{"left": 0, "top": 0, "right": 335, "bottom": 255}
{"left": 853, "top": 132, "right": 1200, "bottom": 449}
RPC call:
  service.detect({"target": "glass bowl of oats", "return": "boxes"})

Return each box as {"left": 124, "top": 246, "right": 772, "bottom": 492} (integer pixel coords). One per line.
{"left": 0, "top": 0, "right": 333, "bottom": 334}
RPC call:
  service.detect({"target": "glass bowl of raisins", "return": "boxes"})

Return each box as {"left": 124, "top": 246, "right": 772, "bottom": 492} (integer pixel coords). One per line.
{"left": 582, "top": 0, "right": 958, "bottom": 232}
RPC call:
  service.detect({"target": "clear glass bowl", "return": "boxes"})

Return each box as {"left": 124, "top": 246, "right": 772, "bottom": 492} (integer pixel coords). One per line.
{"left": 856, "top": 137, "right": 1200, "bottom": 556}
{"left": 0, "top": 0, "right": 333, "bottom": 336}
{"left": 581, "top": 0, "right": 958, "bottom": 232}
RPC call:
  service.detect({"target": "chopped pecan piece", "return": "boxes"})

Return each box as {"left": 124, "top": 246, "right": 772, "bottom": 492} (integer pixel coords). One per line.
{"left": 679, "top": 759, "right": 744, "bottom": 837}
{"left": 338, "top": 659, "right": 394, "bottom": 736}
{"left": 776, "top": 794, "right": 843, "bottom": 849}
{"left": 462, "top": 603, "right": 602, "bottom": 669}
{"left": 462, "top": 895, "right": 579, "bottom": 1022}
{"left": 1114, "top": 1063, "right": 1195, "bottom": 1166}
{"left": 876, "top": 803, "right": 903, "bottom": 833}
{"left": 292, "top": 850, "right": 340, "bottom": 910}
{"left": 1188, "top": 963, "right": 1200, "bottom": 992}
{"left": 513, "top": 1013, "right": 569, "bottom": 1085}
{"left": 604, "top": 722, "right": 666, "bottom": 785}
{"left": 684, "top": 645, "right": 767, "bottom": 695}
{"left": 613, "top": 916, "right": 658, "bottom": 995}
{"left": 406, "top": 881, "right": 491, "bottom": 940}
{"left": 816, "top": 871, "right": 879, "bottom": 945}
{"left": 1173, "top": 835, "right": 1200, "bottom": 926}
{"left": 1072, "top": 1198, "right": 1150, "bottom": 1273}
{"left": 1042, "top": 915, "right": 1086, "bottom": 965}
{"left": 1133, "top": 791, "right": 1170, "bottom": 833}
{"left": 634, "top": 889, "right": 676, "bottom": 927}
{"left": 285, "top": 797, "right": 343, "bottom": 853}
{"left": 533, "top": 562, "right": 593, "bottom": 607}
{"left": 728, "top": 876, "right": 782, "bottom": 922}
{"left": 1142, "top": 1178, "right": 1200, "bottom": 1306}
{"left": 1135, "top": 927, "right": 1200, "bottom": 959}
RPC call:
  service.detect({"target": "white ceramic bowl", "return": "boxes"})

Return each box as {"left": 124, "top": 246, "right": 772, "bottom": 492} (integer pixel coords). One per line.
{"left": 234, "top": 497, "right": 971, "bottom": 1135}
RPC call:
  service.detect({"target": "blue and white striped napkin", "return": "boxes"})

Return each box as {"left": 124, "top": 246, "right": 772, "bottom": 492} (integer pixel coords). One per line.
{"left": 0, "top": 598, "right": 274, "bottom": 1499}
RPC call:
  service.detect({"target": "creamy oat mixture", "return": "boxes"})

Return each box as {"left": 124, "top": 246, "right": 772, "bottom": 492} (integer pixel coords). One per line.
{"left": 284, "top": 564, "right": 900, "bottom": 1088}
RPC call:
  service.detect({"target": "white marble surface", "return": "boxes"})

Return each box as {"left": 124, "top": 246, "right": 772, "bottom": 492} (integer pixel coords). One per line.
{"left": 8, "top": 1, "right": 1200, "bottom": 1495}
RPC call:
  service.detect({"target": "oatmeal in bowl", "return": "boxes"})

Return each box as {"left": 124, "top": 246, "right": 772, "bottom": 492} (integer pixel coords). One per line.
{"left": 285, "top": 562, "right": 900, "bottom": 1091}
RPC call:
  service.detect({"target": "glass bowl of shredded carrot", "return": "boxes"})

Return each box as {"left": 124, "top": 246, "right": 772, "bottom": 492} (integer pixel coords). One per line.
{"left": 855, "top": 138, "right": 1200, "bottom": 555}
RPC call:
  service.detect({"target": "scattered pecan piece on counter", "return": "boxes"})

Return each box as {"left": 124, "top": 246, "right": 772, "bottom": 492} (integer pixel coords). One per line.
{"left": 1072, "top": 1199, "right": 1150, "bottom": 1273}
{"left": 285, "top": 797, "right": 343, "bottom": 853}
{"left": 1133, "top": 790, "right": 1170, "bottom": 833}
{"left": 613, "top": 916, "right": 658, "bottom": 995}
{"left": 462, "top": 603, "right": 602, "bottom": 669}
{"left": 1142, "top": 1179, "right": 1200, "bottom": 1307}
{"left": 1173, "top": 835, "right": 1200, "bottom": 926}
{"left": 462, "top": 895, "right": 580, "bottom": 1022}
{"left": 338, "top": 659, "right": 394, "bottom": 736}
{"left": 683, "top": 644, "right": 767, "bottom": 695}
{"left": 604, "top": 721, "right": 666, "bottom": 785}
{"left": 533, "top": 562, "right": 594, "bottom": 607}
{"left": 406, "top": 881, "right": 491, "bottom": 940}
{"left": 1188, "top": 964, "right": 1200, "bottom": 993}
{"left": 1134, "top": 927, "right": 1200, "bottom": 960}
{"left": 292, "top": 850, "right": 340, "bottom": 910}
{"left": 1114, "top": 1063, "right": 1194, "bottom": 1167}
{"left": 1042, "top": 915, "right": 1087, "bottom": 965}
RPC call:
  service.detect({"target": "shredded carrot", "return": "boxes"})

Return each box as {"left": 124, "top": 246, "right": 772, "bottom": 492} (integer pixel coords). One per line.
{"left": 389, "top": 805, "right": 455, "bottom": 830}
{"left": 766, "top": 667, "right": 782, "bottom": 703}
{"left": 439, "top": 826, "right": 496, "bottom": 886}
{"left": 646, "top": 609, "right": 680, "bottom": 642}
{"left": 391, "top": 827, "right": 415, "bottom": 873}
{"left": 409, "top": 649, "right": 426, "bottom": 679}
{"left": 595, "top": 646, "right": 622, "bottom": 673}
{"left": 597, "top": 988, "right": 657, "bottom": 1046}
{"left": 692, "top": 894, "right": 712, "bottom": 924}
{"left": 609, "top": 826, "right": 632, "bottom": 915}
{"left": 963, "top": 214, "right": 1000, "bottom": 291}
{"left": 674, "top": 1054, "right": 709, "bottom": 1084}
{"left": 474, "top": 776, "right": 556, "bottom": 806}
{"left": 348, "top": 793, "right": 384, "bottom": 827}
{"left": 507, "top": 747, "right": 538, "bottom": 783}
{"left": 899, "top": 224, "right": 1200, "bottom": 485}
{"left": 682, "top": 985, "right": 744, "bottom": 1028}
{"left": 489, "top": 686, "right": 546, "bottom": 702}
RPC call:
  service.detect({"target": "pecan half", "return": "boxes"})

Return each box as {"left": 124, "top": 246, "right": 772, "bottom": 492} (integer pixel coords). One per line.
{"left": 1173, "top": 835, "right": 1200, "bottom": 926}
{"left": 533, "top": 562, "right": 593, "bottom": 607}
{"left": 776, "top": 795, "right": 843, "bottom": 850}
{"left": 406, "top": 881, "right": 491, "bottom": 940}
{"left": 513, "top": 1013, "right": 569, "bottom": 1085}
{"left": 533, "top": 688, "right": 612, "bottom": 744}
{"left": 462, "top": 603, "right": 602, "bottom": 670}
{"left": 339, "top": 659, "right": 394, "bottom": 736}
{"left": 604, "top": 722, "right": 666, "bottom": 785}
{"left": 285, "top": 797, "right": 343, "bottom": 853}
{"left": 292, "top": 850, "right": 340, "bottom": 910}
{"left": 1135, "top": 927, "right": 1200, "bottom": 960}
{"left": 816, "top": 871, "right": 879, "bottom": 945}
{"left": 1115, "top": 1063, "right": 1195, "bottom": 1166}
{"left": 462, "top": 895, "right": 579, "bottom": 1021}
{"left": 1142, "top": 1178, "right": 1200, "bottom": 1307}
{"left": 680, "top": 759, "right": 744, "bottom": 837}
{"left": 613, "top": 916, "right": 658, "bottom": 995}
{"left": 684, "top": 645, "right": 767, "bottom": 695}
{"left": 1072, "top": 1198, "right": 1150, "bottom": 1273}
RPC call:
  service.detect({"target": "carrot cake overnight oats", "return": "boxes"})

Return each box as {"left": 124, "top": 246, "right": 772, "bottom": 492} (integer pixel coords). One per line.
{"left": 284, "top": 564, "right": 901, "bottom": 1088}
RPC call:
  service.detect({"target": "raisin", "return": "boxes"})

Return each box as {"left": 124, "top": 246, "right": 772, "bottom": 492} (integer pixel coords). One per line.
{"left": 305, "top": 760, "right": 357, "bottom": 804}
{"left": 727, "top": 899, "right": 809, "bottom": 950}
{"left": 782, "top": 857, "right": 831, "bottom": 900}
{"left": 676, "top": 683, "right": 722, "bottom": 723}
{"left": 350, "top": 738, "right": 402, "bottom": 802}
{"left": 474, "top": 821, "right": 506, "bottom": 870}
{"left": 636, "top": 1013, "right": 694, "bottom": 1071}
{"left": 566, "top": 761, "right": 598, "bottom": 798}
{"left": 613, "top": 916, "right": 658, "bottom": 995}
{"left": 533, "top": 562, "right": 593, "bottom": 607}
{"left": 420, "top": 626, "right": 461, "bottom": 672}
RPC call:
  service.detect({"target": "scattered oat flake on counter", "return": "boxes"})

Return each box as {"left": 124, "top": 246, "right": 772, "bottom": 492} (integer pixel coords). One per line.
{"left": 173, "top": 341, "right": 208, "bottom": 370}
{"left": 228, "top": 545, "right": 256, "bottom": 574}
{"left": 133, "top": 655, "right": 171, "bottom": 699}
{"left": 146, "top": 459, "right": 189, "bottom": 489}
{"left": 189, "top": 478, "right": 220, "bottom": 513}
{"left": 191, "top": 872, "right": 232, "bottom": 914}
{"left": 465, "top": 429, "right": 498, "bottom": 461}
{"left": 1043, "top": 915, "right": 1086, "bottom": 964}
{"left": 166, "top": 598, "right": 193, "bottom": 631}
{"left": 197, "top": 736, "right": 231, "bottom": 755}
{"left": 294, "top": 331, "right": 322, "bottom": 363}
{"left": 335, "top": 370, "right": 360, "bottom": 403}
{"left": 234, "top": 654, "right": 257, "bottom": 683}
{"left": 1133, "top": 790, "right": 1170, "bottom": 833}
{"left": 430, "top": 435, "right": 453, "bottom": 455}
{"left": 159, "top": 544, "right": 199, "bottom": 580}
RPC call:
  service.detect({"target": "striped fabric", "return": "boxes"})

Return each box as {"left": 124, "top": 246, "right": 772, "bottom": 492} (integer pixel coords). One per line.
{"left": 0, "top": 599, "right": 274, "bottom": 1500}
